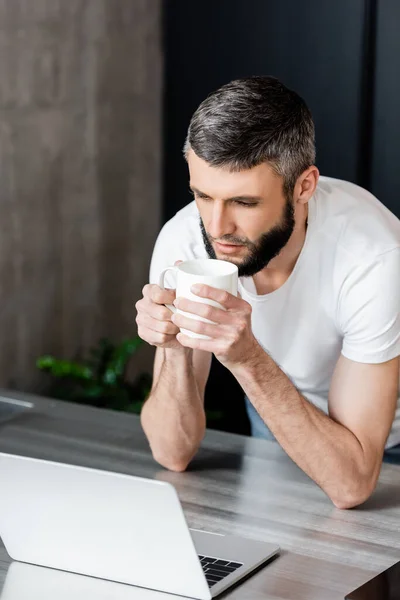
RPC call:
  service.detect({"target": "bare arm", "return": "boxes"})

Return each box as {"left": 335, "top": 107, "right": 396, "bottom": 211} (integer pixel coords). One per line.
{"left": 135, "top": 282, "right": 212, "bottom": 471}
{"left": 171, "top": 284, "right": 400, "bottom": 509}
{"left": 140, "top": 347, "right": 211, "bottom": 471}
{"left": 232, "top": 351, "right": 399, "bottom": 509}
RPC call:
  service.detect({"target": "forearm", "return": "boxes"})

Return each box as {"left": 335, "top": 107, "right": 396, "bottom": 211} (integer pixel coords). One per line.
{"left": 141, "top": 348, "right": 206, "bottom": 471}
{"left": 231, "top": 348, "right": 380, "bottom": 508}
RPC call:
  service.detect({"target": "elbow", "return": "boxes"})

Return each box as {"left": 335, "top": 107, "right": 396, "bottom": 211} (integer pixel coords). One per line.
{"left": 332, "top": 493, "right": 369, "bottom": 510}
{"left": 152, "top": 452, "right": 190, "bottom": 472}
{"left": 328, "top": 451, "right": 382, "bottom": 510}
{"left": 140, "top": 410, "right": 189, "bottom": 471}
{"left": 330, "top": 478, "right": 377, "bottom": 510}
{"left": 166, "top": 461, "right": 190, "bottom": 473}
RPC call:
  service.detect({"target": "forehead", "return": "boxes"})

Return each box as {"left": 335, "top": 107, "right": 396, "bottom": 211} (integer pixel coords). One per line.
{"left": 187, "top": 150, "right": 282, "bottom": 200}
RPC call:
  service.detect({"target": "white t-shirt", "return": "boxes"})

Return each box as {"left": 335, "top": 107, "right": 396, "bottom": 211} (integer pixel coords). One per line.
{"left": 149, "top": 177, "right": 400, "bottom": 448}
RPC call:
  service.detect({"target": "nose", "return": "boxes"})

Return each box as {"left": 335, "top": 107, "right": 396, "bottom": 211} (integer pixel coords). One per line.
{"left": 207, "top": 202, "right": 235, "bottom": 240}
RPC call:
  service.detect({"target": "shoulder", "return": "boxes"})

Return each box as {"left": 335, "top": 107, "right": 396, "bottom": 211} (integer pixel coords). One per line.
{"left": 154, "top": 201, "right": 206, "bottom": 258}
{"left": 149, "top": 201, "right": 207, "bottom": 283}
{"left": 314, "top": 176, "right": 400, "bottom": 264}
{"left": 158, "top": 201, "right": 202, "bottom": 242}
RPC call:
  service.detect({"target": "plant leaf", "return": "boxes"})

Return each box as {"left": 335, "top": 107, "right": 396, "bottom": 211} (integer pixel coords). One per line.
{"left": 102, "top": 337, "right": 143, "bottom": 385}
{"left": 37, "top": 356, "right": 93, "bottom": 380}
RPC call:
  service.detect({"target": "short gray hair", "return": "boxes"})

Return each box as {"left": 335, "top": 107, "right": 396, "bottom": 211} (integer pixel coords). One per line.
{"left": 184, "top": 76, "right": 316, "bottom": 197}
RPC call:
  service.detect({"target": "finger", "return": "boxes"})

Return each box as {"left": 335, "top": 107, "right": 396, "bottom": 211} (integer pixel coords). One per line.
{"left": 174, "top": 259, "right": 183, "bottom": 266}
{"left": 136, "top": 312, "right": 179, "bottom": 336}
{"left": 136, "top": 314, "right": 179, "bottom": 346}
{"left": 190, "top": 284, "right": 242, "bottom": 309}
{"left": 172, "top": 313, "right": 225, "bottom": 338}
{"left": 144, "top": 284, "right": 176, "bottom": 305}
{"left": 173, "top": 297, "right": 232, "bottom": 323}
{"left": 176, "top": 332, "right": 214, "bottom": 352}
{"left": 145, "top": 330, "right": 179, "bottom": 347}
{"left": 139, "top": 297, "right": 176, "bottom": 322}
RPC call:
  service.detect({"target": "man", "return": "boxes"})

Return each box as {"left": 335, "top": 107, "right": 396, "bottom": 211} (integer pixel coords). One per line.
{"left": 135, "top": 76, "right": 400, "bottom": 509}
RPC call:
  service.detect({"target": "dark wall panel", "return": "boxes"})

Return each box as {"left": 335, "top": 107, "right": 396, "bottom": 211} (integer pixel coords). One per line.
{"left": 371, "top": 0, "right": 400, "bottom": 216}
{"left": 164, "top": 0, "right": 368, "bottom": 219}
{"left": 163, "top": 0, "right": 373, "bottom": 434}
{"left": 0, "top": 0, "right": 162, "bottom": 390}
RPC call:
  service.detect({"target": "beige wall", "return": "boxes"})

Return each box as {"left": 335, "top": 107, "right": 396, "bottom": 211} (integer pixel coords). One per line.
{"left": 0, "top": 0, "right": 161, "bottom": 390}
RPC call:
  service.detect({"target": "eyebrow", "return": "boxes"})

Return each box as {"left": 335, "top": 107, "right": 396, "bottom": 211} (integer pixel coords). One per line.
{"left": 189, "top": 186, "right": 262, "bottom": 202}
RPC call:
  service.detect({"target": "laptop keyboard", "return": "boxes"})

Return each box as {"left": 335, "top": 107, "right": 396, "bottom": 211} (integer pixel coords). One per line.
{"left": 198, "top": 555, "right": 243, "bottom": 588}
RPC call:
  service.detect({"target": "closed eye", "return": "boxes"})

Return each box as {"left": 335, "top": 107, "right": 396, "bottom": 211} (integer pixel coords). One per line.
{"left": 235, "top": 201, "right": 258, "bottom": 207}
{"left": 189, "top": 189, "right": 210, "bottom": 200}
{"left": 197, "top": 197, "right": 257, "bottom": 207}
{"left": 189, "top": 189, "right": 258, "bottom": 207}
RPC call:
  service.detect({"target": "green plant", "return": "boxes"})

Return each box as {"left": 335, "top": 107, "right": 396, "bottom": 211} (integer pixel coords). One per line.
{"left": 37, "top": 336, "right": 152, "bottom": 414}
{"left": 37, "top": 336, "right": 226, "bottom": 426}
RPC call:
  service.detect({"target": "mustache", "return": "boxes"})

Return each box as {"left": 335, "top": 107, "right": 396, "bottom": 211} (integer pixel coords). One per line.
{"left": 208, "top": 234, "right": 251, "bottom": 247}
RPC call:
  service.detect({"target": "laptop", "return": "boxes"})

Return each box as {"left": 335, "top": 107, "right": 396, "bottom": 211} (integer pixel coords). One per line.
{"left": 0, "top": 561, "right": 205, "bottom": 600}
{"left": 0, "top": 453, "right": 279, "bottom": 599}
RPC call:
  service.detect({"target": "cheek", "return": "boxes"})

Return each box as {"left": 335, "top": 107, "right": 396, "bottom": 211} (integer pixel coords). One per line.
{"left": 238, "top": 211, "right": 269, "bottom": 243}
{"left": 250, "top": 201, "right": 287, "bottom": 236}
{"left": 196, "top": 202, "right": 213, "bottom": 229}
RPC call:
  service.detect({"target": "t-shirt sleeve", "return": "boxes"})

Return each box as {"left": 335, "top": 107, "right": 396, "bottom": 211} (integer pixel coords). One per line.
{"left": 149, "top": 222, "right": 179, "bottom": 286}
{"left": 339, "top": 248, "right": 400, "bottom": 363}
{"left": 149, "top": 217, "right": 201, "bottom": 286}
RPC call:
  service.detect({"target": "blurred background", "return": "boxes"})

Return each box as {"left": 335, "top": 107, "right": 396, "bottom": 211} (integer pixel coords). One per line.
{"left": 0, "top": 0, "right": 399, "bottom": 435}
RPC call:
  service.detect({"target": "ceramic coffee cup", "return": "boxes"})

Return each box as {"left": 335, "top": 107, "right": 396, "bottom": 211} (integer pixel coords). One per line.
{"left": 158, "top": 258, "right": 238, "bottom": 339}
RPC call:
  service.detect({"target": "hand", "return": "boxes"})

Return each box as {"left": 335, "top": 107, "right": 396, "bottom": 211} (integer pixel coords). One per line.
{"left": 172, "top": 284, "right": 260, "bottom": 368}
{"left": 135, "top": 263, "right": 183, "bottom": 349}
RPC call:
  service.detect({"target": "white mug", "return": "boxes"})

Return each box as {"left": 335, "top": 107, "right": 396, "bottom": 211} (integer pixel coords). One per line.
{"left": 158, "top": 258, "right": 238, "bottom": 339}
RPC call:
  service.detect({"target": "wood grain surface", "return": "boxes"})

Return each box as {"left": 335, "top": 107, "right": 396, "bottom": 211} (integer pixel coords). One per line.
{"left": 0, "top": 0, "right": 161, "bottom": 390}
{"left": 0, "top": 390, "right": 400, "bottom": 599}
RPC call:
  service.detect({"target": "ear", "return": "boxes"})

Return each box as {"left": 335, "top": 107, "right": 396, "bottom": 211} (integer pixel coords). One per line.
{"left": 294, "top": 166, "right": 319, "bottom": 205}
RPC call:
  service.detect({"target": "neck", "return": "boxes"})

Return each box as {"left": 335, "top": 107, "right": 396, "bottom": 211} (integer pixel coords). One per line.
{"left": 253, "top": 203, "right": 309, "bottom": 294}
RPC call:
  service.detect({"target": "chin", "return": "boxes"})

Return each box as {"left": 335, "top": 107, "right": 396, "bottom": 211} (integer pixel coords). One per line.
{"left": 216, "top": 253, "right": 243, "bottom": 268}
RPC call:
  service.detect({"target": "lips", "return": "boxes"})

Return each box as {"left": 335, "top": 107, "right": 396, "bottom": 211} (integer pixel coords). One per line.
{"left": 215, "top": 242, "right": 244, "bottom": 254}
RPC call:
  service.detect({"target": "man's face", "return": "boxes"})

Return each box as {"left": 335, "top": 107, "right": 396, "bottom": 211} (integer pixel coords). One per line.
{"left": 187, "top": 150, "right": 296, "bottom": 278}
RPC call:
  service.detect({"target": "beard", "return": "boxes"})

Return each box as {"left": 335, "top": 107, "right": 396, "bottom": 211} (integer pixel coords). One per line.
{"left": 199, "top": 198, "right": 295, "bottom": 278}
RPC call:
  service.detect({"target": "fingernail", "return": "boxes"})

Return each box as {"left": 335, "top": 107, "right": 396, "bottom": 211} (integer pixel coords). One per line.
{"left": 191, "top": 284, "right": 201, "bottom": 293}
{"left": 173, "top": 298, "right": 179, "bottom": 307}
